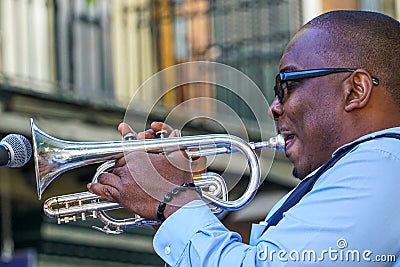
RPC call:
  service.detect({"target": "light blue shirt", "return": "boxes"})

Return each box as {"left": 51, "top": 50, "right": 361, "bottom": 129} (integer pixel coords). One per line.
{"left": 153, "top": 127, "right": 400, "bottom": 266}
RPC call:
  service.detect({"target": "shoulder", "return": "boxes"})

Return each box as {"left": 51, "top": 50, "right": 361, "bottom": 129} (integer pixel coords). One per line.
{"left": 315, "top": 133, "right": 400, "bottom": 190}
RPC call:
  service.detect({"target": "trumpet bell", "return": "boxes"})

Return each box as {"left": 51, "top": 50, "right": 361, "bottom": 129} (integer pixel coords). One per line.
{"left": 31, "top": 119, "right": 124, "bottom": 199}
{"left": 31, "top": 118, "right": 59, "bottom": 200}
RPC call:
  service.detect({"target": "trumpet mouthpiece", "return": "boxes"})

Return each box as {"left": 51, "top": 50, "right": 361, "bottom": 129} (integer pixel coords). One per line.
{"left": 251, "top": 134, "right": 285, "bottom": 152}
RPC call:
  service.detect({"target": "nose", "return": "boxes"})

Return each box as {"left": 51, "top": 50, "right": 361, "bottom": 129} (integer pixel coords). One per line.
{"left": 268, "top": 97, "right": 283, "bottom": 121}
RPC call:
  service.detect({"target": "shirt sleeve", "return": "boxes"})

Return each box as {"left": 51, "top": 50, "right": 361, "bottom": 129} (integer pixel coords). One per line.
{"left": 153, "top": 141, "right": 400, "bottom": 266}
{"left": 153, "top": 200, "right": 242, "bottom": 266}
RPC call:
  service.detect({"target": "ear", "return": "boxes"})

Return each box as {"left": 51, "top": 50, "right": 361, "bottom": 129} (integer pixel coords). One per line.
{"left": 343, "top": 69, "right": 374, "bottom": 112}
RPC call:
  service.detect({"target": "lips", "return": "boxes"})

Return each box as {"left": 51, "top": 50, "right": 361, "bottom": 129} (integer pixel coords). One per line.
{"left": 281, "top": 132, "right": 295, "bottom": 151}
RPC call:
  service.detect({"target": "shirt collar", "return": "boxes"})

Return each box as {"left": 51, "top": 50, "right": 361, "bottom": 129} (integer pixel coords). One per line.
{"left": 332, "top": 126, "right": 400, "bottom": 157}
{"left": 303, "top": 127, "right": 400, "bottom": 180}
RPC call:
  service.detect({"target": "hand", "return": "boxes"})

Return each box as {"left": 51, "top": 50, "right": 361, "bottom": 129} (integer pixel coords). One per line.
{"left": 88, "top": 121, "right": 203, "bottom": 221}
{"left": 88, "top": 150, "right": 200, "bottom": 221}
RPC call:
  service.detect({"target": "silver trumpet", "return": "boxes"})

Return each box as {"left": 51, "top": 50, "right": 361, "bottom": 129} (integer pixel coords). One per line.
{"left": 31, "top": 119, "right": 285, "bottom": 234}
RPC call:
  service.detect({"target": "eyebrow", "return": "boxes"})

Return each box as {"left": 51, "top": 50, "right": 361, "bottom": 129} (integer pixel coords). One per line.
{"left": 279, "top": 65, "right": 299, "bottom": 73}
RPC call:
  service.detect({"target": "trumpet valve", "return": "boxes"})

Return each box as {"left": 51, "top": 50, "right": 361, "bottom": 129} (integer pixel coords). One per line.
{"left": 57, "top": 215, "right": 77, "bottom": 224}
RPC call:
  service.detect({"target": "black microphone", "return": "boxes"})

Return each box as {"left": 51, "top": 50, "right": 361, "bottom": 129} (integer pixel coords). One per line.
{"left": 0, "top": 134, "right": 32, "bottom": 167}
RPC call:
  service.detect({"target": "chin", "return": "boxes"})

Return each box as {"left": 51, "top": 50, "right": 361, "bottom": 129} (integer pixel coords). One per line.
{"left": 292, "top": 168, "right": 301, "bottom": 179}
{"left": 291, "top": 166, "right": 308, "bottom": 180}
{"left": 286, "top": 154, "right": 301, "bottom": 178}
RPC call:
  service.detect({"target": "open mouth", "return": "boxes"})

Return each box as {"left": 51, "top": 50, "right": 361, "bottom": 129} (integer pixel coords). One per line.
{"left": 284, "top": 134, "right": 295, "bottom": 150}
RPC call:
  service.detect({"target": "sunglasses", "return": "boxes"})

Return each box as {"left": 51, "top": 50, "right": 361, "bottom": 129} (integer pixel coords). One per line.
{"left": 274, "top": 68, "right": 380, "bottom": 103}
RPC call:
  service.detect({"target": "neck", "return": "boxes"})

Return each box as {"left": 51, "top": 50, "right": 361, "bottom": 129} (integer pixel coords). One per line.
{"left": 340, "top": 114, "right": 400, "bottom": 149}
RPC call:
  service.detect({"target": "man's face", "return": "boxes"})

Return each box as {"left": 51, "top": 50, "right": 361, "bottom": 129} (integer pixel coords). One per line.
{"left": 270, "top": 28, "right": 346, "bottom": 179}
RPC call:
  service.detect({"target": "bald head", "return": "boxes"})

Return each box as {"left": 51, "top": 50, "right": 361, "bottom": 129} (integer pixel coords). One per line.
{"left": 298, "top": 10, "right": 400, "bottom": 107}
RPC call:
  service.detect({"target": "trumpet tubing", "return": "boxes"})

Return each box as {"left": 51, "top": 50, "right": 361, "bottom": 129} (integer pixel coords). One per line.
{"left": 44, "top": 173, "right": 228, "bottom": 226}
{"left": 44, "top": 192, "right": 108, "bottom": 223}
{"left": 31, "top": 119, "right": 285, "bottom": 234}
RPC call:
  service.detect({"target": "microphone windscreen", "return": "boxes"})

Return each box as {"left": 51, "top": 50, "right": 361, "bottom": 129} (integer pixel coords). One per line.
{"left": 1, "top": 134, "right": 32, "bottom": 167}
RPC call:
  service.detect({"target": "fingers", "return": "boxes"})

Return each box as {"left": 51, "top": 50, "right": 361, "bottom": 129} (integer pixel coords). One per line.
{"left": 150, "top": 122, "right": 181, "bottom": 138}
{"left": 150, "top": 122, "right": 173, "bottom": 134}
{"left": 136, "top": 129, "right": 156, "bottom": 140}
{"left": 169, "top": 129, "right": 182, "bottom": 138}
{"left": 135, "top": 122, "right": 181, "bottom": 139}
{"left": 119, "top": 121, "right": 181, "bottom": 140}
{"left": 118, "top": 122, "right": 137, "bottom": 137}
{"left": 88, "top": 172, "right": 122, "bottom": 201}
{"left": 191, "top": 156, "right": 207, "bottom": 174}
{"left": 114, "top": 154, "right": 127, "bottom": 167}
{"left": 119, "top": 122, "right": 157, "bottom": 139}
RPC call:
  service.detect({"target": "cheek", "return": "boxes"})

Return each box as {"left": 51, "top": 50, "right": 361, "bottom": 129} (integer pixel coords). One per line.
{"left": 301, "top": 102, "right": 341, "bottom": 155}
{"left": 287, "top": 94, "right": 332, "bottom": 145}
{"left": 284, "top": 80, "right": 341, "bottom": 141}
{"left": 300, "top": 108, "right": 323, "bottom": 136}
{"left": 286, "top": 96, "right": 316, "bottom": 135}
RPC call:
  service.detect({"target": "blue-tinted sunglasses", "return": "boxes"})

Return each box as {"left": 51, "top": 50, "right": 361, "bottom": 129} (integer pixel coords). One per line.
{"left": 274, "top": 68, "right": 379, "bottom": 103}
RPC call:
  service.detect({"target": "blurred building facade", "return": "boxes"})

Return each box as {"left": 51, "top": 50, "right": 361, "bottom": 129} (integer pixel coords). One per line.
{"left": 0, "top": 0, "right": 398, "bottom": 266}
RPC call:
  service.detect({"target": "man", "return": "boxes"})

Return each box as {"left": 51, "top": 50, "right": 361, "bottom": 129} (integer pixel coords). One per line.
{"left": 89, "top": 10, "right": 400, "bottom": 266}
